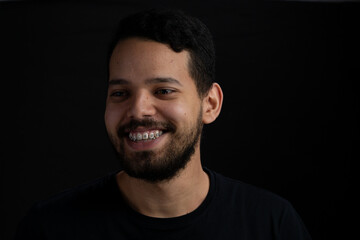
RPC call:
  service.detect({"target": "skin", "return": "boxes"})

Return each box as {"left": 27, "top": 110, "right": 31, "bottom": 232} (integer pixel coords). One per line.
{"left": 105, "top": 37, "right": 223, "bottom": 218}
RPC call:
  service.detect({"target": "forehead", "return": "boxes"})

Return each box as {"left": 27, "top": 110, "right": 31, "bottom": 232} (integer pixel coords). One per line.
{"left": 109, "top": 38, "right": 192, "bottom": 84}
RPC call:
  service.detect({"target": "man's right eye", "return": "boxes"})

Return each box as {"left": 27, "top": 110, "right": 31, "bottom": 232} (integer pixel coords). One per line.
{"left": 110, "top": 91, "right": 127, "bottom": 97}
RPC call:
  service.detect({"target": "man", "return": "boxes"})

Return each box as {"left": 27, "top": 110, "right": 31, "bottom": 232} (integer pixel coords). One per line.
{"left": 15, "top": 9, "right": 311, "bottom": 239}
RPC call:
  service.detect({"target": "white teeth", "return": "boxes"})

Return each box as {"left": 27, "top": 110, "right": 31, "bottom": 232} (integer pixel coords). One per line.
{"left": 136, "top": 133, "right": 142, "bottom": 141}
{"left": 129, "top": 130, "right": 163, "bottom": 142}
{"left": 129, "top": 133, "right": 134, "bottom": 141}
{"left": 149, "top": 132, "right": 155, "bottom": 139}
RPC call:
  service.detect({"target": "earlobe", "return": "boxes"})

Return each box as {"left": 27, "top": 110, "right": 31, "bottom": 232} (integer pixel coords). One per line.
{"left": 202, "top": 83, "right": 223, "bottom": 124}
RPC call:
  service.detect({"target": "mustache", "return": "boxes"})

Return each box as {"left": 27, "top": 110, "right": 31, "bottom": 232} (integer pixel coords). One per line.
{"left": 117, "top": 119, "right": 176, "bottom": 137}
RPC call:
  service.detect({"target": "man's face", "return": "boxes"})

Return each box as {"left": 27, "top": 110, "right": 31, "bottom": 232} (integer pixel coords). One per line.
{"left": 105, "top": 38, "right": 204, "bottom": 182}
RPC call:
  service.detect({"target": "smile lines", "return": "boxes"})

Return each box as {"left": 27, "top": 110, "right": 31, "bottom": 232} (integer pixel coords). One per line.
{"left": 129, "top": 130, "right": 163, "bottom": 142}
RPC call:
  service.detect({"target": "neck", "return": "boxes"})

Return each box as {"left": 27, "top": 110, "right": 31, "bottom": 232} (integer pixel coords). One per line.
{"left": 116, "top": 153, "right": 209, "bottom": 218}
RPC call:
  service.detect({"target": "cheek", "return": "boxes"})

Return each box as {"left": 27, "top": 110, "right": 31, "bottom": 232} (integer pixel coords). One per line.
{"left": 104, "top": 104, "right": 123, "bottom": 132}
{"left": 160, "top": 101, "right": 199, "bottom": 126}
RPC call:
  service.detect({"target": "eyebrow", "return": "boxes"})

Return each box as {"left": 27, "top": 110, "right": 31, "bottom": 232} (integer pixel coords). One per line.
{"left": 145, "top": 77, "right": 183, "bottom": 86}
{"left": 108, "top": 79, "right": 130, "bottom": 85}
{"left": 108, "top": 77, "right": 183, "bottom": 86}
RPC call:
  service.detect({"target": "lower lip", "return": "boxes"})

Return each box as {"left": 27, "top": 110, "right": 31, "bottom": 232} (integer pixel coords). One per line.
{"left": 125, "top": 133, "right": 166, "bottom": 151}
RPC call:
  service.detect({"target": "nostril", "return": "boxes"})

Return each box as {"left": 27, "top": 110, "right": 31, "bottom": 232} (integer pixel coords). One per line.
{"left": 127, "top": 93, "right": 156, "bottom": 119}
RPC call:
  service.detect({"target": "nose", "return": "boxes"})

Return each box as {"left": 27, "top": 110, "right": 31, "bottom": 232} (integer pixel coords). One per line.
{"left": 127, "top": 90, "right": 156, "bottom": 119}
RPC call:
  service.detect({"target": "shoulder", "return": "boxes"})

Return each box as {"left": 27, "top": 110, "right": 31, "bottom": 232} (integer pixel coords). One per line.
{"left": 208, "top": 169, "right": 311, "bottom": 239}
{"left": 14, "top": 172, "right": 122, "bottom": 239}
{"left": 212, "top": 170, "right": 289, "bottom": 203}
{"left": 209, "top": 169, "right": 294, "bottom": 217}
{"left": 224, "top": 177, "right": 313, "bottom": 239}
{"left": 33, "top": 171, "right": 120, "bottom": 211}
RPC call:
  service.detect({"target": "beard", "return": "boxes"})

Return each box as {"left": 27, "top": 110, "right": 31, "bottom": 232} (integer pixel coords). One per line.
{"left": 108, "top": 111, "right": 203, "bottom": 183}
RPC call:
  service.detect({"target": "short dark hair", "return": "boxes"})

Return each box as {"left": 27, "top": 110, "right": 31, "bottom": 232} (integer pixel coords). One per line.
{"left": 108, "top": 8, "right": 215, "bottom": 97}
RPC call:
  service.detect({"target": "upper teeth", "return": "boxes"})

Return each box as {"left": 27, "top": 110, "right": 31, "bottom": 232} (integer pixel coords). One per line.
{"left": 129, "top": 130, "right": 163, "bottom": 141}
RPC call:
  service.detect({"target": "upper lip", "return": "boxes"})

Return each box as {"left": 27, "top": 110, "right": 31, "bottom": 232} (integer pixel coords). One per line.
{"left": 125, "top": 127, "right": 165, "bottom": 133}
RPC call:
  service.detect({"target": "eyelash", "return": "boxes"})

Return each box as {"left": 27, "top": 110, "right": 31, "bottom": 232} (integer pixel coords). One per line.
{"left": 110, "top": 88, "right": 175, "bottom": 97}
{"left": 110, "top": 91, "right": 127, "bottom": 97}
{"left": 155, "top": 89, "right": 175, "bottom": 95}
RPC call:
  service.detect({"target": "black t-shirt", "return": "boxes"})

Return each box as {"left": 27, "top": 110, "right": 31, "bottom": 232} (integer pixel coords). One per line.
{"left": 15, "top": 168, "right": 311, "bottom": 239}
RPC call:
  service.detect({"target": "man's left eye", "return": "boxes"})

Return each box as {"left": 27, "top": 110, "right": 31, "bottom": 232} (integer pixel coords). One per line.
{"left": 155, "top": 89, "right": 174, "bottom": 95}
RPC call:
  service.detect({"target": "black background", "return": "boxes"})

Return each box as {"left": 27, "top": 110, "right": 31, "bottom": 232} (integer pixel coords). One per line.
{"left": 1, "top": 0, "right": 359, "bottom": 239}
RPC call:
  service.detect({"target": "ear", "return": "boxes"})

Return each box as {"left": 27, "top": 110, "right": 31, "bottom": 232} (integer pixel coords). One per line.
{"left": 202, "top": 83, "right": 223, "bottom": 124}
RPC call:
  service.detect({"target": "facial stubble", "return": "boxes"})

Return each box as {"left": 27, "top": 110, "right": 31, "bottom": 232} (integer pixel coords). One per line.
{"left": 110, "top": 111, "right": 203, "bottom": 183}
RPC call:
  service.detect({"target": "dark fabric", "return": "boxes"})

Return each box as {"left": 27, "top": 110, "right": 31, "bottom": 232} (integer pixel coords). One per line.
{"left": 15, "top": 168, "right": 311, "bottom": 239}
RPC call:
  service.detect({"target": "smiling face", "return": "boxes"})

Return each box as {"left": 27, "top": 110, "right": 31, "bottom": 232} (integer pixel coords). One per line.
{"left": 105, "top": 38, "right": 204, "bottom": 182}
